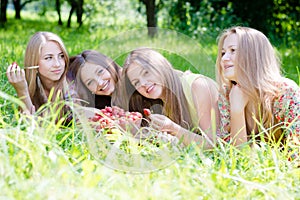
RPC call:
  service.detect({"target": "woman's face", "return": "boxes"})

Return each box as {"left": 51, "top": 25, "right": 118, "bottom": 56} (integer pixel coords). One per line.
{"left": 80, "top": 62, "right": 115, "bottom": 96}
{"left": 221, "top": 33, "right": 238, "bottom": 82}
{"left": 127, "top": 62, "right": 164, "bottom": 100}
{"left": 38, "top": 41, "right": 65, "bottom": 84}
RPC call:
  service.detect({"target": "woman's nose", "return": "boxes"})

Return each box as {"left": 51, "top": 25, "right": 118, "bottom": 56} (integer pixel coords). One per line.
{"left": 139, "top": 79, "right": 148, "bottom": 87}
{"left": 53, "top": 57, "right": 61, "bottom": 67}
{"left": 222, "top": 52, "right": 231, "bottom": 61}
{"left": 97, "top": 77, "right": 103, "bottom": 84}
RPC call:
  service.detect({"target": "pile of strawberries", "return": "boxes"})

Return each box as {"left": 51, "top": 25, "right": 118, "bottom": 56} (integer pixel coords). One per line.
{"left": 90, "top": 106, "right": 145, "bottom": 133}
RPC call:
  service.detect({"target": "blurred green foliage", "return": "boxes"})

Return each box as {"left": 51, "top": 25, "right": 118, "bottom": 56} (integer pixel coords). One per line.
{"left": 158, "top": 0, "right": 299, "bottom": 48}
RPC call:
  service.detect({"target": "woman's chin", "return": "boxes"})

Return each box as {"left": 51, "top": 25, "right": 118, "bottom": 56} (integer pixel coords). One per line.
{"left": 224, "top": 73, "right": 235, "bottom": 81}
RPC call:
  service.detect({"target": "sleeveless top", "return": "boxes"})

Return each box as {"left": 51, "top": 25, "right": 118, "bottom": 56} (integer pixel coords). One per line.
{"left": 180, "top": 71, "right": 201, "bottom": 128}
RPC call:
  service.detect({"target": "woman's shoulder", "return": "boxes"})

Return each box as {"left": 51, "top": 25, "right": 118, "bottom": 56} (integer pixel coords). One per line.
{"left": 191, "top": 73, "right": 218, "bottom": 90}
{"left": 279, "top": 77, "right": 298, "bottom": 87}
{"left": 273, "top": 78, "right": 300, "bottom": 129}
{"left": 186, "top": 73, "right": 219, "bottom": 102}
{"left": 277, "top": 78, "right": 299, "bottom": 97}
{"left": 273, "top": 78, "right": 300, "bottom": 110}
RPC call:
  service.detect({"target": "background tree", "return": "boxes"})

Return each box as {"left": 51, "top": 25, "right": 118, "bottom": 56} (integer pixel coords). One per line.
{"left": 140, "top": 0, "right": 156, "bottom": 37}
{"left": 162, "top": 0, "right": 299, "bottom": 45}
{"left": 67, "top": 0, "right": 84, "bottom": 28}
{"left": 0, "top": 0, "right": 298, "bottom": 47}
{"left": 230, "top": 0, "right": 274, "bottom": 36}
{"left": 56, "top": 0, "right": 63, "bottom": 25}
{"left": 0, "top": 0, "right": 8, "bottom": 27}
{"left": 139, "top": 0, "right": 163, "bottom": 37}
{"left": 271, "top": 0, "right": 300, "bottom": 46}
{"left": 13, "top": 0, "right": 40, "bottom": 19}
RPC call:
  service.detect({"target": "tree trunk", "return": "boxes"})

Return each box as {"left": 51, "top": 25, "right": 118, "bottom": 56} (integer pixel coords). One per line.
{"left": 144, "top": 0, "right": 157, "bottom": 37}
{"left": 56, "top": 0, "right": 63, "bottom": 25}
{"left": 0, "top": 0, "right": 8, "bottom": 27}
{"left": 13, "top": 0, "right": 41, "bottom": 20}
{"left": 67, "top": 0, "right": 84, "bottom": 28}
{"left": 67, "top": 5, "right": 76, "bottom": 28}
{"left": 76, "top": 0, "right": 84, "bottom": 27}
{"left": 13, "top": 0, "right": 21, "bottom": 19}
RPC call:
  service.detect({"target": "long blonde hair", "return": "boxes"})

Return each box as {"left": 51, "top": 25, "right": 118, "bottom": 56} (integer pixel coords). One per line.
{"left": 216, "top": 26, "right": 282, "bottom": 134}
{"left": 121, "top": 47, "right": 192, "bottom": 129}
{"left": 24, "top": 32, "right": 69, "bottom": 109}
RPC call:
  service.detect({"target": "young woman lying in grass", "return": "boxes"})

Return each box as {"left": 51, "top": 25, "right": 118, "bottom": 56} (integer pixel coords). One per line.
{"left": 6, "top": 31, "right": 70, "bottom": 117}
{"left": 117, "top": 47, "right": 220, "bottom": 148}
{"left": 216, "top": 26, "right": 300, "bottom": 161}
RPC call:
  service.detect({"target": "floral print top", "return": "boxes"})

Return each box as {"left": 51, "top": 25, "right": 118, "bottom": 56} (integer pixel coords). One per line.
{"left": 217, "top": 78, "right": 300, "bottom": 159}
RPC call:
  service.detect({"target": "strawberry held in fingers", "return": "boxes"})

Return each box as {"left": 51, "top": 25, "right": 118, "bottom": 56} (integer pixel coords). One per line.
{"left": 143, "top": 108, "right": 151, "bottom": 117}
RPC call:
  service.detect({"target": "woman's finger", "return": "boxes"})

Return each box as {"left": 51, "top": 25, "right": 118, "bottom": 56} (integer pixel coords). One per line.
{"left": 30, "top": 105, "right": 36, "bottom": 114}
{"left": 12, "top": 62, "right": 18, "bottom": 72}
{"left": 6, "top": 64, "right": 12, "bottom": 74}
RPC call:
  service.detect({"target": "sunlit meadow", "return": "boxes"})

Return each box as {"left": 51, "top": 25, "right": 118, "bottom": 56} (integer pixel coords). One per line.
{"left": 0, "top": 8, "right": 299, "bottom": 199}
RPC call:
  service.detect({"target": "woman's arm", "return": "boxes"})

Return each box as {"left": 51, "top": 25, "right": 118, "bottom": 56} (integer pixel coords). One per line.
{"left": 191, "top": 77, "right": 220, "bottom": 139}
{"left": 6, "top": 63, "right": 34, "bottom": 114}
{"left": 148, "top": 76, "right": 220, "bottom": 149}
{"left": 228, "top": 84, "right": 248, "bottom": 146}
{"left": 148, "top": 113, "right": 215, "bottom": 148}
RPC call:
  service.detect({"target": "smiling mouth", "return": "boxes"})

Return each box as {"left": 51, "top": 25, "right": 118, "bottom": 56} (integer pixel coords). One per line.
{"left": 146, "top": 84, "right": 154, "bottom": 93}
{"left": 224, "top": 65, "right": 234, "bottom": 69}
{"left": 52, "top": 69, "right": 62, "bottom": 73}
{"left": 99, "top": 80, "right": 109, "bottom": 91}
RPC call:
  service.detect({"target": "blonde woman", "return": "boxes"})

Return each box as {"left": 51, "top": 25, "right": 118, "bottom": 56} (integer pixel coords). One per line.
{"left": 216, "top": 26, "right": 300, "bottom": 159}
{"left": 6, "top": 31, "right": 69, "bottom": 115}
{"left": 118, "top": 47, "right": 220, "bottom": 148}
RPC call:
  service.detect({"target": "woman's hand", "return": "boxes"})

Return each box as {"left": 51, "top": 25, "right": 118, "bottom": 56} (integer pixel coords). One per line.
{"left": 6, "top": 62, "right": 29, "bottom": 95}
{"left": 148, "top": 114, "right": 180, "bottom": 133}
{"left": 229, "top": 84, "right": 249, "bottom": 112}
{"left": 6, "top": 62, "right": 34, "bottom": 114}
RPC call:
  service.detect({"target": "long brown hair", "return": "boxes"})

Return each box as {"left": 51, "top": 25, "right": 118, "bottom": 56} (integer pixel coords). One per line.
{"left": 67, "top": 50, "right": 121, "bottom": 107}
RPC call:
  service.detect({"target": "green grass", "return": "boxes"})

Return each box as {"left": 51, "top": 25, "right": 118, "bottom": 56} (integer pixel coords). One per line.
{"left": 0, "top": 12, "right": 299, "bottom": 199}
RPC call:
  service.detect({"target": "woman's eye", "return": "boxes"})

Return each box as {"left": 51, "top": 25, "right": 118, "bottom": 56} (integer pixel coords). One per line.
{"left": 59, "top": 54, "right": 65, "bottom": 59}
{"left": 97, "top": 69, "right": 103, "bottom": 74}
{"left": 143, "top": 70, "right": 149, "bottom": 76}
{"left": 45, "top": 56, "right": 52, "bottom": 60}
{"left": 87, "top": 80, "right": 93, "bottom": 86}
{"left": 221, "top": 52, "right": 225, "bottom": 56}
{"left": 133, "top": 81, "right": 139, "bottom": 87}
{"left": 231, "top": 48, "right": 236, "bottom": 53}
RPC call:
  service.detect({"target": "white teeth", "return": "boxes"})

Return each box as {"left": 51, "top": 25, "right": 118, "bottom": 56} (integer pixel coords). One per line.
{"left": 225, "top": 65, "right": 233, "bottom": 69}
{"left": 147, "top": 84, "right": 154, "bottom": 93}
{"left": 100, "top": 80, "right": 108, "bottom": 91}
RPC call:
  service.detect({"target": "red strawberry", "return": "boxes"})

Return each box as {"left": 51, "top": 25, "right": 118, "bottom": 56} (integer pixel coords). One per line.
{"left": 143, "top": 108, "right": 151, "bottom": 116}
{"left": 89, "top": 106, "right": 143, "bottom": 132}
{"left": 105, "top": 106, "right": 113, "bottom": 113}
{"left": 91, "top": 115, "right": 101, "bottom": 122}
